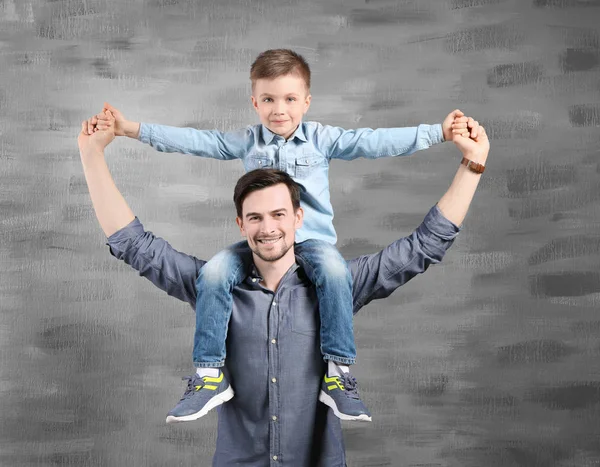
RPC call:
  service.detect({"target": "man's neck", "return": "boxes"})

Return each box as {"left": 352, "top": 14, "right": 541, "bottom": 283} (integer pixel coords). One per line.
{"left": 253, "top": 248, "right": 296, "bottom": 292}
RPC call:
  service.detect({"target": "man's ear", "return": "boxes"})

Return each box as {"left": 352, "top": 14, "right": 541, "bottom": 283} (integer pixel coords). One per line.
{"left": 236, "top": 217, "right": 247, "bottom": 237}
{"left": 303, "top": 94, "right": 311, "bottom": 114}
{"left": 295, "top": 207, "right": 304, "bottom": 230}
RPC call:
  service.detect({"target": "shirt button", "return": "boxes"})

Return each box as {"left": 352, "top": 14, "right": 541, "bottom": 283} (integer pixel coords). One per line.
{"left": 272, "top": 415, "right": 277, "bottom": 421}
{"left": 272, "top": 301, "right": 277, "bottom": 306}
{"left": 271, "top": 338, "right": 277, "bottom": 344}
{"left": 272, "top": 455, "right": 278, "bottom": 461}
{"left": 251, "top": 278, "right": 257, "bottom": 283}
{"left": 271, "top": 377, "right": 277, "bottom": 383}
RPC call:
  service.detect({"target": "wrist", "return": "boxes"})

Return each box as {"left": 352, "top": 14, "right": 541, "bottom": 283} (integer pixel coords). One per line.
{"left": 124, "top": 121, "right": 141, "bottom": 139}
{"left": 460, "top": 155, "right": 487, "bottom": 174}
{"left": 79, "top": 145, "right": 105, "bottom": 161}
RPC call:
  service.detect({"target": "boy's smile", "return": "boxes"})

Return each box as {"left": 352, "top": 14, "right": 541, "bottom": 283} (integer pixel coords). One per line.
{"left": 251, "top": 74, "right": 312, "bottom": 140}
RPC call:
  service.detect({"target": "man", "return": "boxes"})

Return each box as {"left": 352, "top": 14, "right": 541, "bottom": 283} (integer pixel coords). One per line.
{"left": 77, "top": 111, "right": 489, "bottom": 466}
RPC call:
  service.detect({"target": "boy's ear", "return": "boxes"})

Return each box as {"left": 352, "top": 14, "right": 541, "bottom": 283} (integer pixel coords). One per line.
{"left": 236, "top": 217, "right": 247, "bottom": 236}
{"left": 251, "top": 96, "right": 259, "bottom": 112}
{"left": 303, "top": 94, "right": 312, "bottom": 114}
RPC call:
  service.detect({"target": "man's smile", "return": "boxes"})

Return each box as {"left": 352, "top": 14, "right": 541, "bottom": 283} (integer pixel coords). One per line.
{"left": 257, "top": 236, "right": 282, "bottom": 245}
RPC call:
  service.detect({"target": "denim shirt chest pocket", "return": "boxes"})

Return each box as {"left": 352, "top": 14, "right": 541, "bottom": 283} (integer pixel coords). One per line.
{"left": 245, "top": 153, "right": 275, "bottom": 172}
{"left": 293, "top": 152, "right": 326, "bottom": 179}
{"left": 286, "top": 288, "right": 319, "bottom": 337}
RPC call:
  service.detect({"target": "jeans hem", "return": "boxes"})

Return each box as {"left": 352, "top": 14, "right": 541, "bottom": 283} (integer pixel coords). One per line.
{"left": 323, "top": 354, "right": 355, "bottom": 365}
{"left": 194, "top": 361, "right": 225, "bottom": 368}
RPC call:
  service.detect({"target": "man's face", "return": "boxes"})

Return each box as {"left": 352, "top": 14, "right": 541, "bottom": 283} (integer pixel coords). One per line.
{"left": 251, "top": 74, "right": 312, "bottom": 140}
{"left": 236, "top": 184, "right": 303, "bottom": 263}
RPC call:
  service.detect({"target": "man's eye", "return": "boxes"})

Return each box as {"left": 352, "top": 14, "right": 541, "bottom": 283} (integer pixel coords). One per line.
{"left": 276, "top": 213, "right": 284, "bottom": 217}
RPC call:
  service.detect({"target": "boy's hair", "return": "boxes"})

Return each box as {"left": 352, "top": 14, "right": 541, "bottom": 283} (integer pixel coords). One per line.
{"left": 250, "top": 49, "right": 311, "bottom": 91}
{"left": 234, "top": 169, "right": 301, "bottom": 218}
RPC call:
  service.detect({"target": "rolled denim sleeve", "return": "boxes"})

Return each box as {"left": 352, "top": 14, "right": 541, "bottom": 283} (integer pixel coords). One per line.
{"left": 106, "top": 217, "right": 205, "bottom": 310}
{"left": 318, "top": 123, "right": 444, "bottom": 160}
{"left": 348, "top": 204, "right": 460, "bottom": 313}
{"left": 138, "top": 123, "right": 250, "bottom": 161}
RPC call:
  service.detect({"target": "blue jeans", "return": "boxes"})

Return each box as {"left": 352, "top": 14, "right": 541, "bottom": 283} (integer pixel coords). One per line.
{"left": 193, "top": 239, "right": 356, "bottom": 367}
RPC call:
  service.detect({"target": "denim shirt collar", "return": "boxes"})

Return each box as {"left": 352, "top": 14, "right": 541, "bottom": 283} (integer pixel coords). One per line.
{"left": 260, "top": 123, "right": 308, "bottom": 145}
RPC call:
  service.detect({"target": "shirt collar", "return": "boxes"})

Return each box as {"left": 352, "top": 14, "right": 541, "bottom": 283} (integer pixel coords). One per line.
{"left": 248, "top": 262, "right": 301, "bottom": 285}
{"left": 260, "top": 123, "right": 307, "bottom": 145}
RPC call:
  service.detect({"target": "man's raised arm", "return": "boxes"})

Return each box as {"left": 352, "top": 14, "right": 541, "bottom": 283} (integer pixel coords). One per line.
{"left": 349, "top": 126, "right": 490, "bottom": 312}
{"left": 78, "top": 110, "right": 135, "bottom": 237}
{"left": 77, "top": 110, "right": 204, "bottom": 309}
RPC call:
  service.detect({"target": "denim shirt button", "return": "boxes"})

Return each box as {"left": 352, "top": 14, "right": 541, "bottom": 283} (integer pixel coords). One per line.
{"left": 271, "top": 377, "right": 277, "bottom": 383}
{"left": 272, "top": 455, "right": 278, "bottom": 461}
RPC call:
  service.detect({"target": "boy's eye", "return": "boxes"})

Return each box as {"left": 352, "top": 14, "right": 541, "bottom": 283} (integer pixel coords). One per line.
{"left": 287, "top": 97, "right": 296, "bottom": 102}
{"left": 276, "top": 213, "right": 284, "bottom": 217}
{"left": 263, "top": 98, "right": 273, "bottom": 103}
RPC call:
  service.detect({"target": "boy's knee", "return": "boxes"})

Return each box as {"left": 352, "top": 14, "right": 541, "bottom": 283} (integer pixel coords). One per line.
{"left": 199, "top": 250, "right": 237, "bottom": 284}
{"left": 319, "top": 249, "right": 348, "bottom": 278}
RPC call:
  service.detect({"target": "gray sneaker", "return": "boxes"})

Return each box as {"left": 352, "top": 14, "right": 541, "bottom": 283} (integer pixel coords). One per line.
{"left": 318, "top": 372, "right": 372, "bottom": 422}
{"left": 165, "top": 371, "right": 234, "bottom": 424}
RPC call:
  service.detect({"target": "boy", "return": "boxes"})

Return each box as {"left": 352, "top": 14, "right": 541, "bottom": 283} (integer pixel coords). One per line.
{"left": 88, "top": 49, "right": 478, "bottom": 425}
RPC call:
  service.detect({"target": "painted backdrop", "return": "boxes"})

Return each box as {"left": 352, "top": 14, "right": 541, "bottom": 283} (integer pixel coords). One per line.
{"left": 2, "top": 0, "right": 600, "bottom": 465}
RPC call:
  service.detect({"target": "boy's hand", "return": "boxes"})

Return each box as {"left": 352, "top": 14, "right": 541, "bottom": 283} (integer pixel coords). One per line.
{"left": 443, "top": 109, "right": 465, "bottom": 141}
{"left": 100, "top": 103, "right": 130, "bottom": 136}
{"left": 453, "top": 124, "right": 489, "bottom": 163}
{"left": 78, "top": 110, "right": 116, "bottom": 154}
{"left": 82, "top": 103, "right": 139, "bottom": 138}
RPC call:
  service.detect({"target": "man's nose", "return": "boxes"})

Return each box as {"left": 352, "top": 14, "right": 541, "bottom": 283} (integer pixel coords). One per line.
{"left": 260, "top": 218, "right": 277, "bottom": 233}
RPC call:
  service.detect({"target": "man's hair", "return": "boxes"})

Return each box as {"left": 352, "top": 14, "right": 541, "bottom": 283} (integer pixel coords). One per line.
{"left": 234, "top": 169, "right": 301, "bottom": 218}
{"left": 250, "top": 49, "right": 311, "bottom": 91}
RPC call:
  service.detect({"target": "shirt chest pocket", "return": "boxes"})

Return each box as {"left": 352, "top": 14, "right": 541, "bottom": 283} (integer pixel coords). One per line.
{"left": 245, "top": 154, "right": 274, "bottom": 172}
{"left": 294, "top": 154, "right": 324, "bottom": 179}
{"left": 287, "top": 289, "right": 319, "bottom": 337}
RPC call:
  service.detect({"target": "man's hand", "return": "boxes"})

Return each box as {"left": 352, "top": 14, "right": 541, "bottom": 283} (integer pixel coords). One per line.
{"left": 82, "top": 103, "right": 140, "bottom": 138}
{"left": 453, "top": 125, "right": 489, "bottom": 163}
{"left": 78, "top": 110, "right": 116, "bottom": 154}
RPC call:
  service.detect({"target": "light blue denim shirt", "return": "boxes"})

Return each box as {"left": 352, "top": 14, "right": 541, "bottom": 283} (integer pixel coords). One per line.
{"left": 106, "top": 205, "right": 460, "bottom": 466}
{"left": 138, "top": 121, "right": 444, "bottom": 244}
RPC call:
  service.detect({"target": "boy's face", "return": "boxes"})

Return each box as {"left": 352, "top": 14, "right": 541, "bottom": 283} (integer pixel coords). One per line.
{"left": 236, "top": 183, "right": 303, "bottom": 263}
{"left": 251, "top": 74, "right": 311, "bottom": 140}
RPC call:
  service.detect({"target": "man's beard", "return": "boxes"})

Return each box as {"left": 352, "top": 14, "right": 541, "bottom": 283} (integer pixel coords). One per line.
{"left": 251, "top": 236, "right": 293, "bottom": 262}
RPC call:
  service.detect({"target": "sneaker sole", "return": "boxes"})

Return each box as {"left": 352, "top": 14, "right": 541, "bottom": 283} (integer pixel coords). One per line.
{"left": 165, "top": 386, "right": 235, "bottom": 424}
{"left": 318, "top": 390, "right": 372, "bottom": 422}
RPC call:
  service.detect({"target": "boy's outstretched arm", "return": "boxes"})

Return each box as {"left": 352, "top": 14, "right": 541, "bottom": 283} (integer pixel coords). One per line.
{"left": 88, "top": 103, "right": 247, "bottom": 161}
{"left": 319, "top": 109, "right": 478, "bottom": 161}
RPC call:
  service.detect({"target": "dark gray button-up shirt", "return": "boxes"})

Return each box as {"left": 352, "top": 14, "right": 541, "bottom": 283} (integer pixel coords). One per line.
{"left": 106, "top": 205, "right": 459, "bottom": 466}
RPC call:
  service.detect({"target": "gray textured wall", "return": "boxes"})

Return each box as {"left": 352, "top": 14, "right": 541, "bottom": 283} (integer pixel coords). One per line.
{"left": 2, "top": 0, "right": 600, "bottom": 466}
